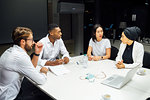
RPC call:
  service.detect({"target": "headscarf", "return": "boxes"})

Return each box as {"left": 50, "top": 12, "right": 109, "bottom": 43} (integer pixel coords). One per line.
{"left": 123, "top": 26, "right": 141, "bottom": 40}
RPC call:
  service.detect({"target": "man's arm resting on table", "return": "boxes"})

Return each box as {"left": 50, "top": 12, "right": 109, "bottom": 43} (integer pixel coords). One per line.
{"left": 45, "top": 59, "right": 64, "bottom": 66}
{"left": 63, "top": 57, "right": 69, "bottom": 64}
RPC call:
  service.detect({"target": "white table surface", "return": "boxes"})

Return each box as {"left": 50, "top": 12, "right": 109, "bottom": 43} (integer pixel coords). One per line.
{"left": 35, "top": 56, "right": 150, "bottom": 100}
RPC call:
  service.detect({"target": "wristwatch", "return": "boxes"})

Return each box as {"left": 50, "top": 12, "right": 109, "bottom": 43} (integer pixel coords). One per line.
{"left": 34, "top": 52, "right": 40, "bottom": 56}
{"left": 101, "top": 56, "right": 103, "bottom": 60}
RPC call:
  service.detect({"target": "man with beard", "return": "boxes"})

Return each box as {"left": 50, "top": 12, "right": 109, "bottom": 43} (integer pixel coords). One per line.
{"left": 0, "top": 27, "right": 48, "bottom": 100}
{"left": 38, "top": 24, "right": 70, "bottom": 66}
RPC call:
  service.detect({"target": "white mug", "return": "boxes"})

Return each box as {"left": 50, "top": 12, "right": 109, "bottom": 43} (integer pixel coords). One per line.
{"left": 138, "top": 68, "right": 146, "bottom": 75}
{"left": 102, "top": 94, "right": 111, "bottom": 100}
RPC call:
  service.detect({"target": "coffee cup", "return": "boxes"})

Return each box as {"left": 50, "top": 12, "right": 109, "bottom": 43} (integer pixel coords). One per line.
{"left": 137, "top": 68, "right": 146, "bottom": 75}
{"left": 102, "top": 94, "right": 111, "bottom": 100}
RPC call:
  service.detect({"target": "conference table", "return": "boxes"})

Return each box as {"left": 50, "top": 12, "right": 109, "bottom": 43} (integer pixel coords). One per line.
{"left": 35, "top": 56, "right": 150, "bottom": 100}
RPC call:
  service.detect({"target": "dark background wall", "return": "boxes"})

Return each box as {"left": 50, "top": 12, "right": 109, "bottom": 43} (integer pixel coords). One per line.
{"left": 99, "top": 0, "right": 150, "bottom": 38}
{"left": 1, "top": 0, "right": 149, "bottom": 47}
{"left": 83, "top": 0, "right": 150, "bottom": 52}
{"left": 0, "top": 0, "right": 48, "bottom": 44}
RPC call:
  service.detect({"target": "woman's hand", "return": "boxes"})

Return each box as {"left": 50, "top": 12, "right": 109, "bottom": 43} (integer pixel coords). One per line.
{"left": 116, "top": 60, "right": 125, "bottom": 69}
{"left": 93, "top": 56, "right": 101, "bottom": 61}
{"left": 88, "top": 56, "right": 93, "bottom": 61}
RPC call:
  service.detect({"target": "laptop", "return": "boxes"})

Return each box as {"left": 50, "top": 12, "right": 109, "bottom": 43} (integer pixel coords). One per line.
{"left": 101, "top": 67, "right": 138, "bottom": 89}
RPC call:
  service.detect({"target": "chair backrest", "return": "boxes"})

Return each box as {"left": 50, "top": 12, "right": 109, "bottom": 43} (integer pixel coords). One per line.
{"left": 105, "top": 24, "right": 114, "bottom": 30}
{"left": 143, "top": 51, "right": 150, "bottom": 69}
{"left": 109, "top": 24, "right": 113, "bottom": 29}
{"left": 110, "top": 46, "right": 119, "bottom": 60}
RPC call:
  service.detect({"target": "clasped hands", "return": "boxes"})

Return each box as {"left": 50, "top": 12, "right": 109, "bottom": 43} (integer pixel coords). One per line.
{"left": 88, "top": 56, "right": 101, "bottom": 61}
{"left": 47, "top": 57, "right": 69, "bottom": 66}
{"left": 54, "top": 57, "right": 69, "bottom": 65}
{"left": 116, "top": 60, "right": 125, "bottom": 69}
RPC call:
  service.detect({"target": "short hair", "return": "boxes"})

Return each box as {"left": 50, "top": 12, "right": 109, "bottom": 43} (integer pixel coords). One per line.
{"left": 12, "top": 27, "right": 33, "bottom": 45}
{"left": 92, "top": 24, "right": 103, "bottom": 42}
{"left": 48, "top": 24, "right": 59, "bottom": 32}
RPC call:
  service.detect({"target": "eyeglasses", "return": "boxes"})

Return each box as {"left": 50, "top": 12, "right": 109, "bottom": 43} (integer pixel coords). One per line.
{"left": 26, "top": 38, "right": 34, "bottom": 42}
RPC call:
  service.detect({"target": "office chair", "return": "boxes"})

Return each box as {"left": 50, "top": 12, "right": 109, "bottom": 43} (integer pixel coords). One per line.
{"left": 143, "top": 51, "right": 150, "bottom": 69}
{"left": 104, "top": 24, "right": 114, "bottom": 39}
{"left": 109, "top": 46, "right": 119, "bottom": 60}
{"left": 146, "top": 97, "right": 150, "bottom": 100}
{"left": 104, "top": 24, "right": 117, "bottom": 44}
{"left": 105, "top": 24, "right": 113, "bottom": 31}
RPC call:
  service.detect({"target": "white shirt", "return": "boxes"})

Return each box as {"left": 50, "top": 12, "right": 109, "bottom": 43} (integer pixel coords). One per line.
{"left": 116, "top": 41, "right": 144, "bottom": 68}
{"left": 38, "top": 35, "right": 70, "bottom": 66}
{"left": 0, "top": 45, "right": 47, "bottom": 100}
{"left": 89, "top": 38, "right": 111, "bottom": 56}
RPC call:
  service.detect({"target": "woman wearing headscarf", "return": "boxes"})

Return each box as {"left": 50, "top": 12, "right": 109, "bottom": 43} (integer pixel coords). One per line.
{"left": 116, "top": 26, "right": 144, "bottom": 69}
{"left": 87, "top": 24, "right": 111, "bottom": 61}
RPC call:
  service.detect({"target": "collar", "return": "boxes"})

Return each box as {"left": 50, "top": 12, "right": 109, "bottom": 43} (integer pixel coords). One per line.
{"left": 13, "top": 45, "right": 27, "bottom": 54}
{"left": 45, "top": 34, "right": 60, "bottom": 45}
{"left": 127, "top": 41, "right": 134, "bottom": 47}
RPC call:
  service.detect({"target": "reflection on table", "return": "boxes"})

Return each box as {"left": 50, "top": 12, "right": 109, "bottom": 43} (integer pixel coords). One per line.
{"left": 34, "top": 56, "right": 150, "bottom": 100}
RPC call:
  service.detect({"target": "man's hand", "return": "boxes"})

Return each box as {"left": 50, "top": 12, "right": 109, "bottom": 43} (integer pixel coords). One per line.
{"left": 45, "top": 59, "right": 64, "bottom": 66}
{"left": 34, "top": 42, "right": 43, "bottom": 54}
{"left": 40, "top": 67, "right": 48, "bottom": 75}
{"left": 55, "top": 59, "right": 64, "bottom": 65}
{"left": 63, "top": 57, "right": 69, "bottom": 64}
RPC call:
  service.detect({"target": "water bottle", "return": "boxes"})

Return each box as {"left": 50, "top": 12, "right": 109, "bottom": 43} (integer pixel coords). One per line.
{"left": 82, "top": 54, "right": 88, "bottom": 68}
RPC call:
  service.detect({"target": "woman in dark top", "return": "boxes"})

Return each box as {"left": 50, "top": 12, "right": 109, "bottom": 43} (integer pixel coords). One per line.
{"left": 116, "top": 26, "right": 144, "bottom": 69}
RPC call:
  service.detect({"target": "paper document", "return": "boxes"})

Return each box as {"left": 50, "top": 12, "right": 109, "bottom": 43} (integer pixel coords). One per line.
{"left": 48, "top": 65, "right": 70, "bottom": 76}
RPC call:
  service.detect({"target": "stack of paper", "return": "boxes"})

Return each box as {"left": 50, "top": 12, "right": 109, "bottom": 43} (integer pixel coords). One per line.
{"left": 48, "top": 65, "right": 70, "bottom": 76}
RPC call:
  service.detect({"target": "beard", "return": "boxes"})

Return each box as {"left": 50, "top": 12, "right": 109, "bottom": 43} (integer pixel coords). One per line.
{"left": 25, "top": 43, "right": 32, "bottom": 52}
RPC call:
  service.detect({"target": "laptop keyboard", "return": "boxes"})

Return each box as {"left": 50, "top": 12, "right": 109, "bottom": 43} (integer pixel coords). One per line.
{"left": 108, "top": 76, "right": 123, "bottom": 86}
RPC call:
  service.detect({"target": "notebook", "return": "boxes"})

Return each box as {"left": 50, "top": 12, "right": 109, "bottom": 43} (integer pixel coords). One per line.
{"left": 101, "top": 67, "right": 138, "bottom": 89}
{"left": 48, "top": 65, "right": 70, "bottom": 76}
